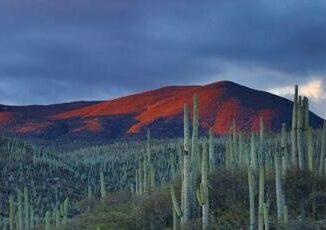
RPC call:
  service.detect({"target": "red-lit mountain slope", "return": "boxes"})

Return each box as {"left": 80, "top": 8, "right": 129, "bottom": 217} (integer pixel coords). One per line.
{"left": 0, "top": 81, "right": 323, "bottom": 144}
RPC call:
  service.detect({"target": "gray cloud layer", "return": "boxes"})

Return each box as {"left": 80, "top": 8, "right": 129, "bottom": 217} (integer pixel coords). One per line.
{"left": 0, "top": 0, "right": 325, "bottom": 116}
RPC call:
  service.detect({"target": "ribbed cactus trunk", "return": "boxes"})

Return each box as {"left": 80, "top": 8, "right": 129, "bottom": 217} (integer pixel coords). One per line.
{"left": 183, "top": 140, "right": 191, "bottom": 224}
{"left": 100, "top": 170, "right": 106, "bottom": 199}
{"left": 208, "top": 128, "right": 215, "bottom": 172}
{"left": 319, "top": 120, "right": 326, "bottom": 175}
{"left": 284, "top": 205, "right": 289, "bottom": 224}
{"left": 250, "top": 133, "right": 258, "bottom": 173}
{"left": 147, "top": 128, "right": 151, "bottom": 162}
{"left": 138, "top": 160, "right": 143, "bottom": 195}
{"left": 258, "top": 164, "right": 265, "bottom": 230}
{"left": 307, "top": 127, "right": 314, "bottom": 171}
{"left": 172, "top": 208, "right": 178, "bottom": 230}
{"left": 263, "top": 201, "right": 269, "bottom": 230}
{"left": 201, "top": 143, "right": 209, "bottom": 229}
{"left": 232, "top": 120, "right": 238, "bottom": 167}
{"left": 292, "top": 85, "right": 299, "bottom": 168}
{"left": 191, "top": 94, "right": 199, "bottom": 217}
{"left": 63, "top": 197, "right": 69, "bottom": 225}
{"left": 281, "top": 123, "right": 288, "bottom": 177}
{"left": 239, "top": 133, "right": 244, "bottom": 166}
{"left": 143, "top": 160, "right": 148, "bottom": 193}
{"left": 183, "top": 104, "right": 191, "bottom": 223}
{"left": 297, "top": 96, "right": 305, "bottom": 170}
{"left": 275, "top": 150, "right": 284, "bottom": 222}
{"left": 258, "top": 118, "right": 265, "bottom": 230}
{"left": 248, "top": 167, "right": 256, "bottom": 230}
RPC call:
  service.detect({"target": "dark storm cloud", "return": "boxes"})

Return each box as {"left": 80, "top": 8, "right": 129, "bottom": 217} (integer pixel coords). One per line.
{"left": 0, "top": 0, "right": 326, "bottom": 105}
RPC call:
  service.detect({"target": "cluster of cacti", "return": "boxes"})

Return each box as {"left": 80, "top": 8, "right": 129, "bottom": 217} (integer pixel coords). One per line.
{"left": 1, "top": 84, "right": 326, "bottom": 229}
{"left": 170, "top": 95, "right": 216, "bottom": 229}
{"left": 135, "top": 129, "right": 156, "bottom": 196}
{"left": 291, "top": 85, "right": 313, "bottom": 170}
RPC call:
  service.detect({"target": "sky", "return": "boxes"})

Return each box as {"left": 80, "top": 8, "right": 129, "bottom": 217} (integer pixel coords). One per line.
{"left": 0, "top": 0, "right": 325, "bottom": 118}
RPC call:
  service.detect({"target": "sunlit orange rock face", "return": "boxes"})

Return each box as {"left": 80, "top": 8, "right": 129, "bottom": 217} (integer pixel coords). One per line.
{"left": 0, "top": 112, "right": 13, "bottom": 126}
{"left": 0, "top": 81, "right": 323, "bottom": 142}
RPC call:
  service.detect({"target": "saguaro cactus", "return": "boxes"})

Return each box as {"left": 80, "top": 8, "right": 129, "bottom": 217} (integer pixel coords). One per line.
{"left": 292, "top": 85, "right": 299, "bottom": 168}
{"left": 258, "top": 118, "right": 265, "bottom": 230}
{"left": 319, "top": 120, "right": 326, "bottom": 175}
{"left": 100, "top": 170, "right": 106, "bottom": 199}
{"left": 275, "top": 149, "right": 284, "bottom": 221}
{"left": 171, "top": 104, "right": 192, "bottom": 227}
{"left": 250, "top": 133, "right": 258, "bottom": 173}
{"left": 281, "top": 123, "right": 288, "bottom": 177}
{"left": 191, "top": 94, "right": 199, "bottom": 216}
{"left": 197, "top": 143, "right": 209, "bottom": 229}
{"left": 307, "top": 127, "right": 314, "bottom": 171}
{"left": 297, "top": 96, "right": 304, "bottom": 170}
{"left": 209, "top": 128, "right": 215, "bottom": 172}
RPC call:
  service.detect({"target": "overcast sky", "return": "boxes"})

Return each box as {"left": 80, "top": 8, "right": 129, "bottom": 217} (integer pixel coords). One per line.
{"left": 0, "top": 0, "right": 325, "bottom": 118}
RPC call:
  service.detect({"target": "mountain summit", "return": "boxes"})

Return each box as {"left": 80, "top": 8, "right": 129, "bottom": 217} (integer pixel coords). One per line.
{"left": 0, "top": 81, "right": 323, "bottom": 144}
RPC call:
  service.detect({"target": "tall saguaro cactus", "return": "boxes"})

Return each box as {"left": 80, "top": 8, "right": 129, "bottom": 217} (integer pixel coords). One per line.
{"left": 197, "top": 142, "right": 209, "bottom": 229}
{"left": 258, "top": 118, "right": 265, "bottom": 230}
{"left": 191, "top": 94, "right": 199, "bottom": 216}
{"left": 275, "top": 148, "right": 284, "bottom": 221}
{"left": 319, "top": 120, "right": 326, "bottom": 175}
{"left": 208, "top": 128, "right": 215, "bottom": 172}
{"left": 297, "top": 96, "right": 304, "bottom": 170}
{"left": 171, "top": 104, "right": 193, "bottom": 227}
{"left": 250, "top": 133, "right": 258, "bottom": 173}
{"left": 292, "top": 85, "right": 299, "bottom": 168}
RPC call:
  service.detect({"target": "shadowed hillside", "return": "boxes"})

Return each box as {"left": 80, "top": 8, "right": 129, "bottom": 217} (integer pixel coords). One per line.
{"left": 0, "top": 81, "right": 323, "bottom": 146}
